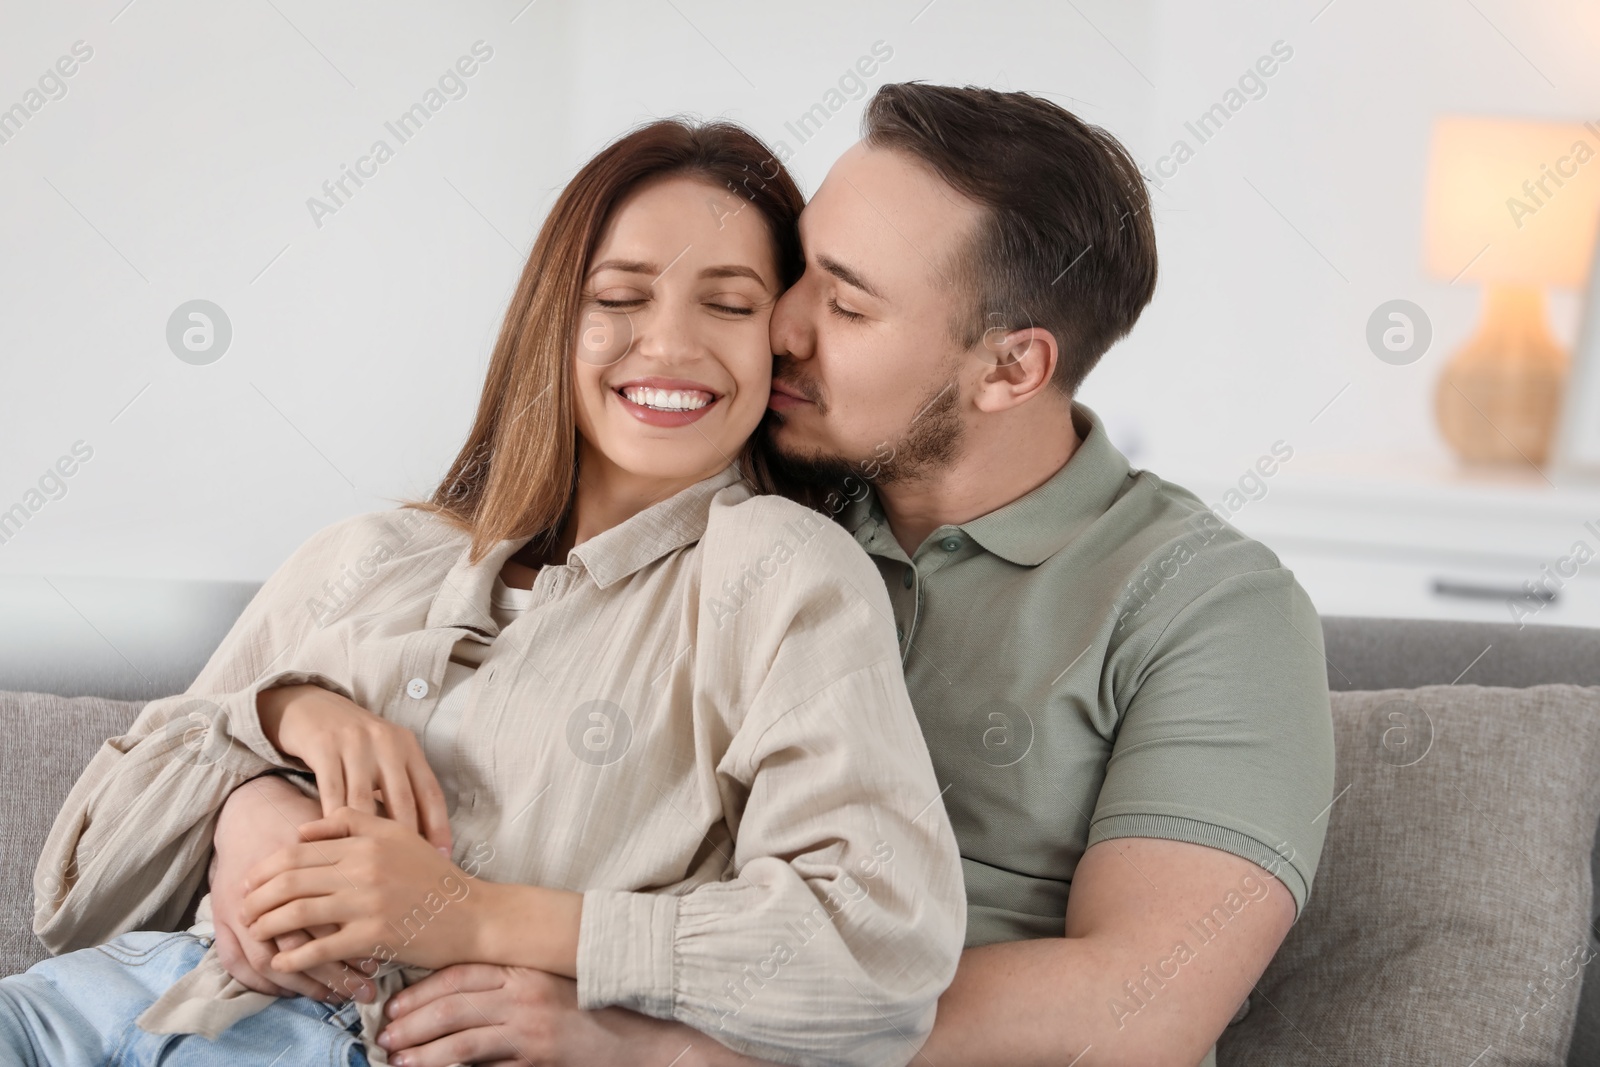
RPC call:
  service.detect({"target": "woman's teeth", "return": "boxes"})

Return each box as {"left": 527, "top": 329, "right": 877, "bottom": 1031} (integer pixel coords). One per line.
{"left": 621, "top": 386, "right": 714, "bottom": 412}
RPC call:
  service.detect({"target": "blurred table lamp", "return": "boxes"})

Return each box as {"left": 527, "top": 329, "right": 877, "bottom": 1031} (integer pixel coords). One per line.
{"left": 1424, "top": 115, "right": 1600, "bottom": 465}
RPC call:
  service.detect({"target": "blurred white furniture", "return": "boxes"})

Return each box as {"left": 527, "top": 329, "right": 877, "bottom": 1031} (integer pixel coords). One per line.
{"left": 1173, "top": 455, "right": 1600, "bottom": 628}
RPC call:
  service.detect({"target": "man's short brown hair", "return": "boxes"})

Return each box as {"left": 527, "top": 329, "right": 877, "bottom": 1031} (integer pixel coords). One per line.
{"left": 862, "top": 82, "right": 1157, "bottom": 396}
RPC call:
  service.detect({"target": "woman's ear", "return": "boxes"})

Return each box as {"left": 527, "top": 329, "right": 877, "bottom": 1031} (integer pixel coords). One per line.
{"left": 972, "top": 326, "right": 1060, "bottom": 413}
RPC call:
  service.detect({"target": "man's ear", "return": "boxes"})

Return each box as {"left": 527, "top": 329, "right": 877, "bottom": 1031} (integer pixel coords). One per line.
{"left": 972, "top": 325, "right": 1060, "bottom": 413}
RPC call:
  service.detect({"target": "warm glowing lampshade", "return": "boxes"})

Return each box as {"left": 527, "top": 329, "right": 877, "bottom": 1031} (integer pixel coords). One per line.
{"left": 1425, "top": 115, "right": 1600, "bottom": 286}
{"left": 1422, "top": 115, "right": 1600, "bottom": 465}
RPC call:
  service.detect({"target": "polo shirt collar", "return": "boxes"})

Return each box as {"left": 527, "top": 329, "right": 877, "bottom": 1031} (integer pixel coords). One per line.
{"left": 842, "top": 402, "right": 1132, "bottom": 567}
{"left": 427, "top": 463, "right": 744, "bottom": 633}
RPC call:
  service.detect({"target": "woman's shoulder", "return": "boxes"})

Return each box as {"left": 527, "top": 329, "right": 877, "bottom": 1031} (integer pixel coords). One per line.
{"left": 704, "top": 486, "right": 866, "bottom": 559}
{"left": 283, "top": 506, "right": 464, "bottom": 572}
{"left": 695, "top": 485, "right": 903, "bottom": 712}
{"left": 699, "top": 486, "right": 885, "bottom": 603}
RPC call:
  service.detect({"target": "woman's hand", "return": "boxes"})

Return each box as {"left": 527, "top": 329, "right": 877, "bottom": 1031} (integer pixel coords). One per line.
{"left": 210, "top": 776, "right": 377, "bottom": 1004}
{"left": 239, "top": 807, "right": 484, "bottom": 974}
{"left": 256, "top": 683, "right": 452, "bottom": 852}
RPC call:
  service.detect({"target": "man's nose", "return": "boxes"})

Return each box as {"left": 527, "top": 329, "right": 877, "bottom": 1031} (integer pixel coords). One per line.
{"left": 770, "top": 283, "right": 812, "bottom": 362}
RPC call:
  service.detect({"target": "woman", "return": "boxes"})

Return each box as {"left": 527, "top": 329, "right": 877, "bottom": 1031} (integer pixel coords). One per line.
{"left": 15, "top": 120, "right": 966, "bottom": 1066}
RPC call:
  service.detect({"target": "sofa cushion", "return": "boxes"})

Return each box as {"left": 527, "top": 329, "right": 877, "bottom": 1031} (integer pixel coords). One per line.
{"left": 1218, "top": 685, "right": 1600, "bottom": 1065}
{"left": 1, "top": 691, "right": 145, "bottom": 977}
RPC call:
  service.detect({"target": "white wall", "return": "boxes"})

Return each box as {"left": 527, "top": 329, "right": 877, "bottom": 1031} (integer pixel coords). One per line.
{"left": 1103, "top": 0, "right": 1600, "bottom": 476}
{"left": 4, "top": 0, "right": 1597, "bottom": 580}
{"left": 2, "top": 0, "right": 576, "bottom": 579}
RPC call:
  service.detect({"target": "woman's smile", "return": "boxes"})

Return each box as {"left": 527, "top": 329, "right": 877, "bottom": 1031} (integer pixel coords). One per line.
{"left": 613, "top": 375, "right": 723, "bottom": 427}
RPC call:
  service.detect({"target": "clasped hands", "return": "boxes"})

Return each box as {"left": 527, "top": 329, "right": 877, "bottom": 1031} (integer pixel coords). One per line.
{"left": 209, "top": 684, "right": 633, "bottom": 1065}
{"left": 208, "top": 682, "right": 462, "bottom": 1006}
{"left": 247, "top": 680, "right": 471, "bottom": 977}
{"left": 238, "top": 805, "right": 482, "bottom": 977}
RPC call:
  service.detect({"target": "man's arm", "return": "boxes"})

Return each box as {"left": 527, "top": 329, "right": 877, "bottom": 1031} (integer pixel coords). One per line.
{"left": 209, "top": 773, "right": 381, "bottom": 1004}
{"left": 915, "top": 836, "right": 1292, "bottom": 1066}
{"left": 563, "top": 836, "right": 1289, "bottom": 1067}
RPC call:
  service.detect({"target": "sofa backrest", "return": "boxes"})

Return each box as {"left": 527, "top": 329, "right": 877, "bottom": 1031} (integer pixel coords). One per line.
{"left": 0, "top": 574, "right": 259, "bottom": 700}
{"left": 1321, "top": 616, "right": 1600, "bottom": 690}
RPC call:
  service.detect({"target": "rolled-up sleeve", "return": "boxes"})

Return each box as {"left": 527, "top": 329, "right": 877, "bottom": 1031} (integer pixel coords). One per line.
{"left": 32, "top": 518, "right": 361, "bottom": 954}
{"left": 575, "top": 502, "right": 967, "bottom": 1067}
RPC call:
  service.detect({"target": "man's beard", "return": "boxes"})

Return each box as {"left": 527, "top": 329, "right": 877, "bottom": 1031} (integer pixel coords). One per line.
{"left": 762, "top": 364, "right": 965, "bottom": 492}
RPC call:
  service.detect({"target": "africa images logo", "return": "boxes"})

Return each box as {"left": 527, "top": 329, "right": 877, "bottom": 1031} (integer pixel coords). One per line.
{"left": 159, "top": 698, "right": 231, "bottom": 768}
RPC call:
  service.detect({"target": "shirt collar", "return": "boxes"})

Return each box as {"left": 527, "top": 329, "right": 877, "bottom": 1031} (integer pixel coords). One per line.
{"left": 426, "top": 464, "right": 745, "bottom": 633}
{"left": 842, "top": 402, "right": 1132, "bottom": 567}
{"left": 568, "top": 464, "right": 745, "bottom": 587}
{"left": 426, "top": 529, "right": 525, "bottom": 636}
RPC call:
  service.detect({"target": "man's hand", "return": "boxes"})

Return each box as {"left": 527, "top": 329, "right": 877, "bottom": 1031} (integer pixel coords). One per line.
{"left": 210, "top": 775, "right": 377, "bottom": 1004}
{"left": 257, "top": 683, "right": 452, "bottom": 851}
{"left": 375, "top": 964, "right": 772, "bottom": 1067}
{"left": 374, "top": 965, "right": 621, "bottom": 1066}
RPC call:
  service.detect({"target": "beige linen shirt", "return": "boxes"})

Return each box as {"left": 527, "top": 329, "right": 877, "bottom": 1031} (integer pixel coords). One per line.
{"left": 32, "top": 465, "right": 967, "bottom": 1067}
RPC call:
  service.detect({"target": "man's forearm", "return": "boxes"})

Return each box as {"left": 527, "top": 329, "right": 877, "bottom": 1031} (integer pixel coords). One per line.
{"left": 597, "top": 1010, "right": 776, "bottom": 1067}
{"left": 918, "top": 938, "right": 1109, "bottom": 1065}
{"left": 919, "top": 934, "right": 1244, "bottom": 1067}
{"left": 214, "top": 773, "right": 323, "bottom": 865}
{"left": 603, "top": 937, "right": 1198, "bottom": 1067}
{"left": 218, "top": 772, "right": 320, "bottom": 828}
{"left": 571, "top": 943, "right": 1102, "bottom": 1067}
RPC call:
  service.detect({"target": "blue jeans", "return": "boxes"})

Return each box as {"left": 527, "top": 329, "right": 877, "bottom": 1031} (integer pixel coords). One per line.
{"left": 0, "top": 930, "right": 369, "bottom": 1066}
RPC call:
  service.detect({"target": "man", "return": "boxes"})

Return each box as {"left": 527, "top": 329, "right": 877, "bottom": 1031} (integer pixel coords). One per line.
{"left": 365, "top": 83, "right": 1335, "bottom": 1066}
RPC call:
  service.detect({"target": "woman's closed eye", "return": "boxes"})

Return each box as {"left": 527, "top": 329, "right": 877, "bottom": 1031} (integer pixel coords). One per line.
{"left": 592, "top": 294, "right": 758, "bottom": 316}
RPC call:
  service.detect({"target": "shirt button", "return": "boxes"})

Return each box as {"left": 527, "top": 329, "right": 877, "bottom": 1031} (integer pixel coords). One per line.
{"left": 902, "top": 569, "right": 914, "bottom": 588}
{"left": 940, "top": 535, "right": 962, "bottom": 552}
{"left": 406, "top": 677, "right": 430, "bottom": 699}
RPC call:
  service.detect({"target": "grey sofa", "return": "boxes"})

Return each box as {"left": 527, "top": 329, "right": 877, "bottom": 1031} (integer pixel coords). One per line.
{"left": 3, "top": 572, "right": 1599, "bottom": 1063}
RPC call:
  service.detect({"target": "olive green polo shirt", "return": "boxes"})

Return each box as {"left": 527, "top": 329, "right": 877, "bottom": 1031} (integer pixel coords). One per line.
{"left": 840, "top": 402, "right": 1335, "bottom": 949}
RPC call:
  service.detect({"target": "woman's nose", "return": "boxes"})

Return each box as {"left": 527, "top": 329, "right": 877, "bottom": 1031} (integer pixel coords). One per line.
{"left": 634, "top": 300, "right": 698, "bottom": 362}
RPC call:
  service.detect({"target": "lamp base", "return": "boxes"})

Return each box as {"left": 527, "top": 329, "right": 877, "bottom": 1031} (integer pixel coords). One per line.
{"left": 1434, "top": 285, "right": 1567, "bottom": 466}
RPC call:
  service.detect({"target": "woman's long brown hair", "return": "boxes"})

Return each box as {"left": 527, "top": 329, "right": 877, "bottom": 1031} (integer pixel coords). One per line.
{"left": 398, "top": 119, "right": 806, "bottom": 566}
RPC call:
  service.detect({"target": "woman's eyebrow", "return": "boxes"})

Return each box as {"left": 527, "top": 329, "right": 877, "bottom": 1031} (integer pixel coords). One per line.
{"left": 588, "top": 260, "right": 768, "bottom": 287}
{"left": 589, "top": 258, "right": 657, "bottom": 276}
{"left": 700, "top": 264, "right": 770, "bottom": 287}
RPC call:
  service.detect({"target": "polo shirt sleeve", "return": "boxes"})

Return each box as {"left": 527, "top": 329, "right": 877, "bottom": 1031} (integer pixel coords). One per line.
{"left": 1086, "top": 565, "right": 1336, "bottom": 920}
